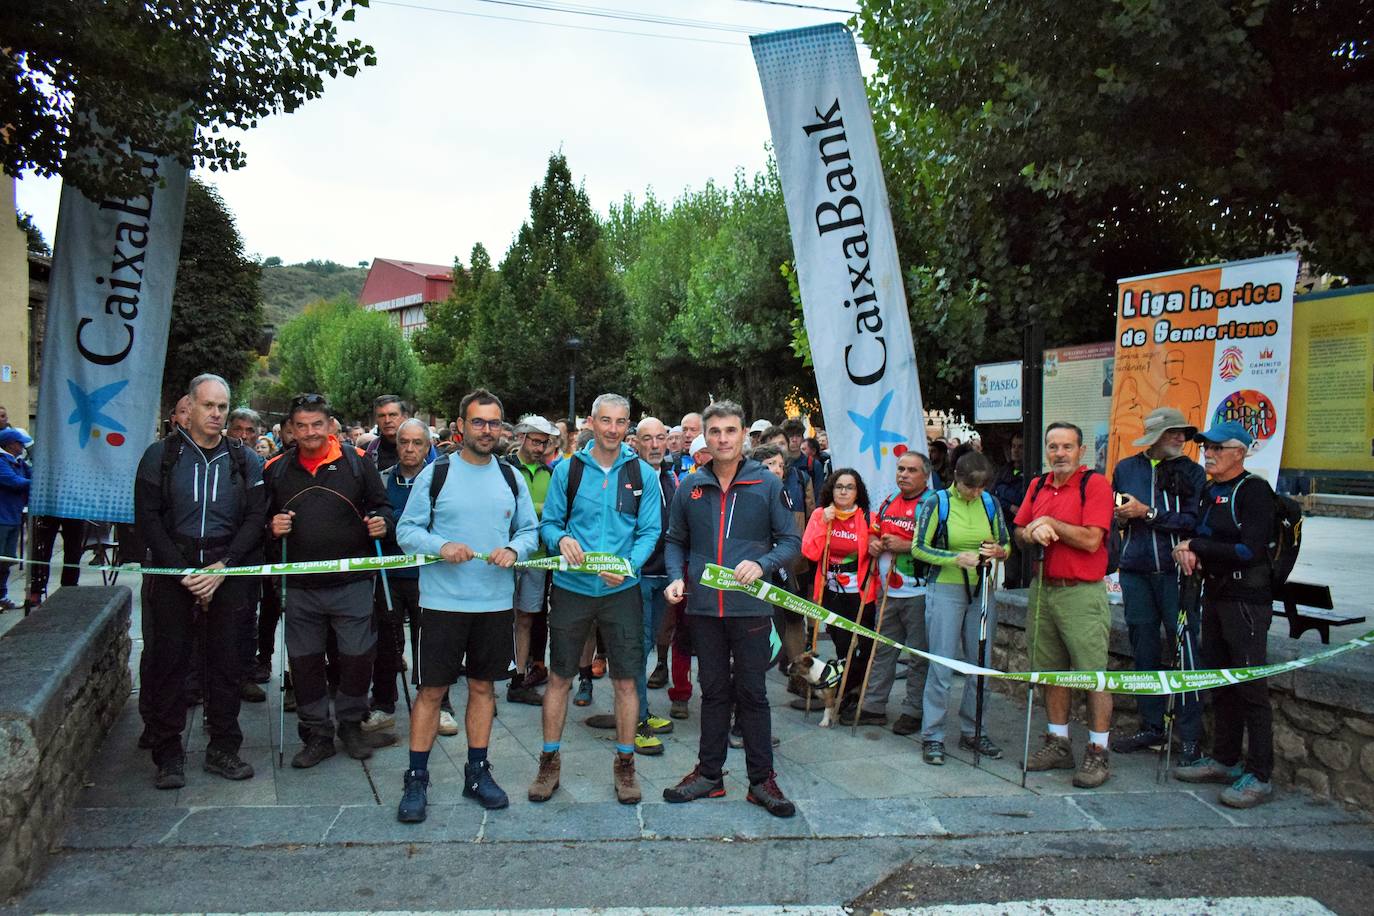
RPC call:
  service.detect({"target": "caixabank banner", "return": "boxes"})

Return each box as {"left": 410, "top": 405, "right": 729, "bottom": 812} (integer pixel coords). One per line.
{"left": 1107, "top": 253, "right": 1298, "bottom": 482}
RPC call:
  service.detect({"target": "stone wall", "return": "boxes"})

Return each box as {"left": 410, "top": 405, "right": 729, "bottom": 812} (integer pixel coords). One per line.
{"left": 992, "top": 590, "right": 1374, "bottom": 812}
{"left": 0, "top": 587, "right": 132, "bottom": 901}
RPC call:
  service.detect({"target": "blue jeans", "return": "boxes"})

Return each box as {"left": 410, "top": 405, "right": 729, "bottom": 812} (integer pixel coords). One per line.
{"left": 921, "top": 583, "right": 995, "bottom": 743}
{"left": 0, "top": 524, "right": 19, "bottom": 598}
{"left": 638, "top": 575, "right": 670, "bottom": 721}
{"left": 1119, "top": 570, "right": 1201, "bottom": 740}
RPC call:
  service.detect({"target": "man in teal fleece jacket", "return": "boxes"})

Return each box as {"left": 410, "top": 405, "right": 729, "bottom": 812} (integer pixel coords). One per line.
{"left": 531, "top": 393, "right": 662, "bottom": 805}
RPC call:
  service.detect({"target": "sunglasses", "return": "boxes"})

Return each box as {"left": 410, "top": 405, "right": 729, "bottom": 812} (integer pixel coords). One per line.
{"left": 291, "top": 393, "right": 327, "bottom": 410}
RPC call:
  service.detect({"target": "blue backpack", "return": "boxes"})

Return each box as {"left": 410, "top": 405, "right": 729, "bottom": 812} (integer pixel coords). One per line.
{"left": 912, "top": 488, "right": 1001, "bottom": 593}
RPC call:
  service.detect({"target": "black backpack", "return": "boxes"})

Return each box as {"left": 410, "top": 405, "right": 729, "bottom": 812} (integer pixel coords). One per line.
{"left": 1028, "top": 469, "right": 1121, "bottom": 576}
{"left": 1231, "top": 474, "right": 1303, "bottom": 586}
{"left": 425, "top": 454, "right": 520, "bottom": 536}
{"left": 561, "top": 454, "right": 644, "bottom": 527}
{"left": 123, "top": 433, "right": 252, "bottom": 565}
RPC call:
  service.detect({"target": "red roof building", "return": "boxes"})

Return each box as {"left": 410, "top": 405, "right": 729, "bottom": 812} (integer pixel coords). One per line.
{"left": 358, "top": 258, "right": 453, "bottom": 337}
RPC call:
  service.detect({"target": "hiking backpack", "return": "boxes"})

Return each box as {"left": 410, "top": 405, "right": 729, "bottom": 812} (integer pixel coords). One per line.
{"left": 1027, "top": 469, "right": 1121, "bottom": 576}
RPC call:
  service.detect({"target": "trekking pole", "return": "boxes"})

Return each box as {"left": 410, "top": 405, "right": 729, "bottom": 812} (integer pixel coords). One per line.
{"left": 851, "top": 572, "right": 891, "bottom": 736}
{"left": 832, "top": 557, "right": 877, "bottom": 726}
{"left": 1159, "top": 572, "right": 1202, "bottom": 782}
{"left": 805, "top": 524, "right": 832, "bottom": 720}
{"left": 973, "top": 557, "right": 998, "bottom": 769}
{"left": 374, "top": 535, "right": 411, "bottom": 714}
{"left": 1020, "top": 548, "right": 1045, "bottom": 788}
{"left": 277, "top": 541, "right": 288, "bottom": 769}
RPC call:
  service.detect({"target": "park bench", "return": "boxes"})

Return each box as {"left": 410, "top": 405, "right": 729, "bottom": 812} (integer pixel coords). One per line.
{"left": 1275, "top": 580, "right": 1365, "bottom": 644}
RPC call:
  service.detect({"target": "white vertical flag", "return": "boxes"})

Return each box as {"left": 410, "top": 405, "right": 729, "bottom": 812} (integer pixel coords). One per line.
{"left": 32, "top": 150, "right": 188, "bottom": 523}
{"left": 752, "top": 24, "right": 926, "bottom": 501}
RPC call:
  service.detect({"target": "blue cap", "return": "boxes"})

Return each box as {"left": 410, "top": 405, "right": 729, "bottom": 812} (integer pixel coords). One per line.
{"left": 0, "top": 428, "right": 32, "bottom": 449}
{"left": 1194, "top": 421, "right": 1253, "bottom": 448}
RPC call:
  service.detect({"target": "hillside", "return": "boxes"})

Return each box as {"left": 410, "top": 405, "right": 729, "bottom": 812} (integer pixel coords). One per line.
{"left": 260, "top": 259, "right": 367, "bottom": 327}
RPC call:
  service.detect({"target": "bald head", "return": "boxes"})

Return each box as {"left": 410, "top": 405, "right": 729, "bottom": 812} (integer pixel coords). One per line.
{"left": 636, "top": 416, "right": 669, "bottom": 464}
{"left": 680, "top": 412, "right": 702, "bottom": 443}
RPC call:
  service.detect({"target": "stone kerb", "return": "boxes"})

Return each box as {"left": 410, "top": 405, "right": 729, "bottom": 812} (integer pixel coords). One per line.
{"left": 0, "top": 587, "right": 132, "bottom": 901}
{"left": 991, "top": 589, "right": 1374, "bottom": 813}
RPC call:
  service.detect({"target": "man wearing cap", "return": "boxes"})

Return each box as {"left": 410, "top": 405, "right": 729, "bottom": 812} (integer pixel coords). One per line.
{"left": 0, "top": 427, "right": 33, "bottom": 611}
{"left": 1172, "top": 421, "right": 1277, "bottom": 808}
{"left": 1109, "top": 407, "right": 1206, "bottom": 759}
{"left": 748, "top": 419, "right": 772, "bottom": 451}
{"left": 506, "top": 414, "right": 558, "bottom": 705}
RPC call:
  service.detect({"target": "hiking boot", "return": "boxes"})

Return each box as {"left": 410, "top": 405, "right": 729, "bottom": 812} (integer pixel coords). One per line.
{"left": 663, "top": 767, "right": 726, "bottom": 803}
{"left": 507, "top": 683, "right": 543, "bottom": 706}
{"left": 437, "top": 710, "right": 459, "bottom": 736}
{"left": 154, "top": 757, "right": 186, "bottom": 790}
{"left": 240, "top": 680, "right": 267, "bottom": 703}
{"left": 1173, "top": 755, "right": 1243, "bottom": 784}
{"left": 463, "top": 759, "right": 510, "bottom": 809}
{"left": 573, "top": 675, "right": 594, "bottom": 707}
{"left": 585, "top": 713, "right": 616, "bottom": 729}
{"left": 528, "top": 750, "right": 561, "bottom": 802}
{"left": 635, "top": 721, "right": 664, "bottom": 756}
{"left": 250, "top": 657, "right": 272, "bottom": 684}
{"left": 203, "top": 747, "right": 254, "bottom": 780}
{"left": 839, "top": 708, "right": 887, "bottom": 727}
{"left": 645, "top": 714, "right": 673, "bottom": 735}
{"left": 397, "top": 769, "right": 429, "bottom": 823}
{"left": 283, "top": 687, "right": 296, "bottom": 712}
{"left": 291, "top": 736, "right": 336, "bottom": 769}
{"left": 959, "top": 734, "right": 1003, "bottom": 759}
{"left": 747, "top": 772, "right": 796, "bottom": 818}
{"left": 1073, "top": 744, "right": 1111, "bottom": 788}
{"left": 0, "top": 597, "right": 17, "bottom": 611}
{"left": 922, "top": 740, "right": 945, "bottom": 766}
{"left": 1110, "top": 727, "right": 1165, "bottom": 754}
{"left": 613, "top": 753, "right": 641, "bottom": 804}
{"left": 361, "top": 708, "right": 396, "bottom": 733}
{"left": 647, "top": 661, "right": 669, "bottom": 689}
{"left": 1023, "top": 734, "right": 1075, "bottom": 772}
{"left": 339, "top": 721, "right": 394, "bottom": 760}
{"left": 1177, "top": 741, "right": 1203, "bottom": 767}
{"left": 670, "top": 699, "right": 690, "bottom": 720}
{"left": 893, "top": 714, "right": 922, "bottom": 736}
{"left": 524, "top": 662, "right": 548, "bottom": 688}
{"left": 591, "top": 656, "right": 608, "bottom": 679}
{"left": 1219, "top": 772, "right": 1274, "bottom": 809}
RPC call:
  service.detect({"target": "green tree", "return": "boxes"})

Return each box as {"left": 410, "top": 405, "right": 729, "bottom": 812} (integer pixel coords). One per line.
{"left": 15, "top": 211, "right": 49, "bottom": 255}
{"left": 4, "top": 1, "right": 376, "bottom": 198}
{"left": 319, "top": 308, "right": 420, "bottom": 420}
{"left": 160, "top": 178, "right": 263, "bottom": 410}
{"left": 412, "top": 244, "right": 492, "bottom": 416}
{"left": 859, "top": 0, "right": 1374, "bottom": 407}
{"left": 275, "top": 295, "right": 358, "bottom": 396}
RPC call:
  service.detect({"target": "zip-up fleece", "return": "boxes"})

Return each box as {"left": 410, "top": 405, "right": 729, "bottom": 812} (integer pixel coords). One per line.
{"left": 134, "top": 429, "right": 266, "bottom": 568}
{"left": 265, "top": 436, "right": 394, "bottom": 589}
{"left": 538, "top": 443, "right": 662, "bottom": 597}
{"left": 664, "top": 457, "right": 801, "bottom": 618}
{"left": 1112, "top": 452, "right": 1206, "bottom": 574}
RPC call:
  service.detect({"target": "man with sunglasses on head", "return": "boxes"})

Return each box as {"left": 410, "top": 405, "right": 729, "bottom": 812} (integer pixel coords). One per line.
{"left": 266, "top": 393, "right": 397, "bottom": 768}
{"left": 1172, "top": 421, "right": 1277, "bottom": 809}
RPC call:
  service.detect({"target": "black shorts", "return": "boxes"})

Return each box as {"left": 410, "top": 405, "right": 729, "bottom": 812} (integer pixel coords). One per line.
{"left": 416, "top": 608, "right": 515, "bottom": 686}
{"left": 547, "top": 585, "right": 643, "bottom": 680}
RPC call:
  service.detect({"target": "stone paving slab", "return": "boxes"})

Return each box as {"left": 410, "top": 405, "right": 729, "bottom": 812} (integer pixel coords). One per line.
{"left": 1068, "top": 790, "right": 1234, "bottom": 831}
{"left": 324, "top": 802, "right": 484, "bottom": 844}
{"left": 799, "top": 797, "right": 945, "bottom": 838}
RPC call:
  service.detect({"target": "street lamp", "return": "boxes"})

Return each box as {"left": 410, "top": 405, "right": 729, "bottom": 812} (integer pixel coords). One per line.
{"left": 565, "top": 335, "right": 583, "bottom": 427}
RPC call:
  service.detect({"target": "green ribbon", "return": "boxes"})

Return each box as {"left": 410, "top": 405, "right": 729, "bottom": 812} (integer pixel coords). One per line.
{"left": 697, "top": 563, "right": 1374, "bottom": 696}
{"left": 2, "top": 551, "right": 633, "bottom": 579}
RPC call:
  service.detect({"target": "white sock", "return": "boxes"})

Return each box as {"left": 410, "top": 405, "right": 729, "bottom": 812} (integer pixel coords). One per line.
{"left": 1047, "top": 723, "right": 1069, "bottom": 739}
{"left": 1089, "top": 730, "right": 1110, "bottom": 749}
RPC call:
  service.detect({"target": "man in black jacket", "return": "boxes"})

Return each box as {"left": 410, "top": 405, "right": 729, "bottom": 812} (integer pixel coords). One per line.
{"left": 134, "top": 374, "right": 265, "bottom": 789}
{"left": 662, "top": 400, "right": 800, "bottom": 816}
{"left": 266, "top": 394, "right": 396, "bottom": 768}
{"left": 1172, "top": 421, "right": 1276, "bottom": 808}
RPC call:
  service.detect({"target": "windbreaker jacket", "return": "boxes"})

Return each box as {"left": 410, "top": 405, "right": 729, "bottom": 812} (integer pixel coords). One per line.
{"left": 1111, "top": 452, "right": 1206, "bottom": 574}
{"left": 539, "top": 443, "right": 662, "bottom": 597}
{"left": 0, "top": 451, "right": 30, "bottom": 527}
{"left": 664, "top": 457, "right": 801, "bottom": 617}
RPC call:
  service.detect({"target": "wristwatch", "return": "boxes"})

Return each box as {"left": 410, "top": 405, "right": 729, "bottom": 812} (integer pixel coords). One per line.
{"left": 1145, "top": 507, "right": 1158, "bottom": 523}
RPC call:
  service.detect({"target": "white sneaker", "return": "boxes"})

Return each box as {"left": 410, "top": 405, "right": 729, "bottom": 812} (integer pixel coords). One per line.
{"left": 361, "top": 708, "right": 395, "bottom": 733}
{"left": 438, "top": 710, "right": 459, "bottom": 736}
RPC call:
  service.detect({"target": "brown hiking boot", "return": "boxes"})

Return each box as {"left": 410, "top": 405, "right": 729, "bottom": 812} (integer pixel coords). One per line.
{"left": 1023, "top": 733, "right": 1075, "bottom": 772}
{"left": 613, "top": 752, "right": 641, "bottom": 804}
{"left": 528, "top": 750, "right": 561, "bottom": 802}
{"left": 1073, "top": 744, "right": 1111, "bottom": 788}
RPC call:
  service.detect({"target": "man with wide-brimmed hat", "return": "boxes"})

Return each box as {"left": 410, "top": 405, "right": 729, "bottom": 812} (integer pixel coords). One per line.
{"left": 1109, "top": 407, "right": 1207, "bottom": 761}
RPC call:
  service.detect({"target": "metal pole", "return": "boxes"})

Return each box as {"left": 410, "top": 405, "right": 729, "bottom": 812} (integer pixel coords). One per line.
{"left": 973, "top": 558, "right": 997, "bottom": 768}
{"left": 374, "top": 538, "right": 411, "bottom": 713}
{"left": 277, "top": 542, "right": 288, "bottom": 769}
{"left": 1020, "top": 552, "right": 1044, "bottom": 788}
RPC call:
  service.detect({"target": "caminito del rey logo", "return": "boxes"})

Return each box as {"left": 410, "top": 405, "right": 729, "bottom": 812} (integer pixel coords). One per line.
{"left": 67, "top": 378, "right": 128, "bottom": 448}
{"left": 1213, "top": 389, "right": 1277, "bottom": 451}
{"left": 1217, "top": 346, "right": 1244, "bottom": 381}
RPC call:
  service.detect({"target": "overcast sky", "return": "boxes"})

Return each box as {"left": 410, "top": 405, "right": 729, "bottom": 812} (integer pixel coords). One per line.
{"left": 17, "top": 0, "right": 866, "bottom": 268}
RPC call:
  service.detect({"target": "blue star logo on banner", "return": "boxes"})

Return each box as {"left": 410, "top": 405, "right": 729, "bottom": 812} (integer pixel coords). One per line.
{"left": 67, "top": 379, "right": 129, "bottom": 448}
{"left": 848, "top": 390, "right": 906, "bottom": 464}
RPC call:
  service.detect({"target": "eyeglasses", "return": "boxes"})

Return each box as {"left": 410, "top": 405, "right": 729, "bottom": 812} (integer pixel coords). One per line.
{"left": 1202, "top": 443, "right": 1244, "bottom": 453}
{"left": 466, "top": 418, "right": 502, "bottom": 431}
{"left": 833, "top": 482, "right": 857, "bottom": 491}
{"left": 524, "top": 435, "right": 551, "bottom": 448}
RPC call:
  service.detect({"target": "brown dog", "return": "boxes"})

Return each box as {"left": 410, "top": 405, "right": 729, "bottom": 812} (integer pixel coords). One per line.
{"left": 790, "top": 652, "right": 845, "bottom": 728}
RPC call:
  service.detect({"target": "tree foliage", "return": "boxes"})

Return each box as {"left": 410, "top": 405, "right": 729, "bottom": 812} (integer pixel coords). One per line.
{"left": 319, "top": 308, "right": 420, "bottom": 420}
{"left": 4, "top": 1, "right": 376, "bottom": 198}
{"left": 161, "top": 177, "right": 263, "bottom": 410}
{"left": 274, "top": 295, "right": 358, "bottom": 396}
{"left": 15, "top": 211, "right": 49, "bottom": 255}
{"left": 859, "top": 0, "right": 1374, "bottom": 407}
